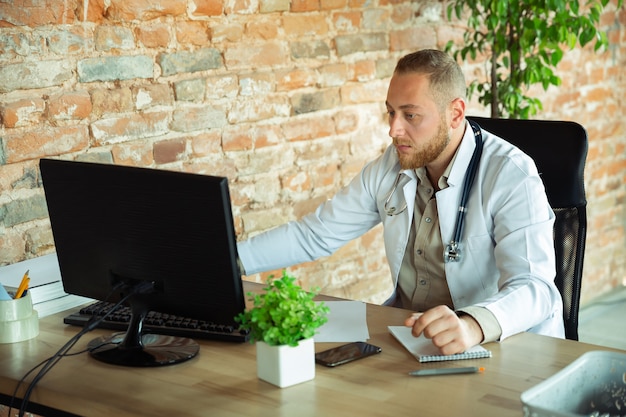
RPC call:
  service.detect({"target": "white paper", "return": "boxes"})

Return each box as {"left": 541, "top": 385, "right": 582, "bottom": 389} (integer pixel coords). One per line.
{"left": 314, "top": 300, "right": 370, "bottom": 342}
{"left": 388, "top": 326, "right": 492, "bottom": 362}
{"left": 0, "top": 253, "right": 62, "bottom": 287}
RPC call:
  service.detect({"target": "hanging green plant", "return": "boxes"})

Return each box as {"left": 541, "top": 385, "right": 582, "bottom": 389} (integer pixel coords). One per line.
{"left": 236, "top": 270, "right": 330, "bottom": 347}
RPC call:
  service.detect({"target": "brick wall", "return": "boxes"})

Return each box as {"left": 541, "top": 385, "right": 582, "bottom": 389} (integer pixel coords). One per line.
{"left": 0, "top": 0, "right": 624, "bottom": 306}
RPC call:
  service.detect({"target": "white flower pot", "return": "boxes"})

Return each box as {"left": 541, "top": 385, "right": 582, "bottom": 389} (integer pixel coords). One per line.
{"left": 256, "top": 337, "right": 315, "bottom": 388}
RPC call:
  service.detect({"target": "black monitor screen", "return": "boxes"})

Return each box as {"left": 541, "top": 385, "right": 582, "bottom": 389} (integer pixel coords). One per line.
{"left": 40, "top": 158, "right": 246, "bottom": 366}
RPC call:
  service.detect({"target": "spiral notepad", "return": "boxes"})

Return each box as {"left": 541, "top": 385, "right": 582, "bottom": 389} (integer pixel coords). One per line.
{"left": 388, "top": 326, "right": 492, "bottom": 363}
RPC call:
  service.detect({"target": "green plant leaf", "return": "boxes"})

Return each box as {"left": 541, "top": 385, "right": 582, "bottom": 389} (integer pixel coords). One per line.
{"left": 235, "top": 270, "right": 330, "bottom": 347}
{"left": 444, "top": 0, "right": 614, "bottom": 118}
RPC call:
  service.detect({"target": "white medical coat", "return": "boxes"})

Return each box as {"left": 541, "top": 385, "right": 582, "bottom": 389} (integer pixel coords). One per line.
{"left": 238, "top": 121, "right": 565, "bottom": 340}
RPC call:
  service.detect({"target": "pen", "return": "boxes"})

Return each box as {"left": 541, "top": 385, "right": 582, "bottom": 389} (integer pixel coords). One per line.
{"left": 15, "top": 270, "right": 30, "bottom": 299}
{"left": 409, "top": 366, "right": 485, "bottom": 376}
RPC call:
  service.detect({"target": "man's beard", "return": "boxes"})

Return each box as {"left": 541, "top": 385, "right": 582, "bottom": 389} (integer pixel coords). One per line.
{"left": 396, "top": 119, "right": 450, "bottom": 170}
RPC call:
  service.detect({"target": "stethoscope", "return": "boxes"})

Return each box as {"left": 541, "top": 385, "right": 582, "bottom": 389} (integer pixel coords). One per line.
{"left": 383, "top": 120, "right": 484, "bottom": 263}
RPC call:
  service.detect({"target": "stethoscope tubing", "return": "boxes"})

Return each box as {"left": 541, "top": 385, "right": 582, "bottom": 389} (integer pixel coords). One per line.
{"left": 450, "top": 120, "right": 484, "bottom": 247}
{"left": 384, "top": 120, "right": 484, "bottom": 262}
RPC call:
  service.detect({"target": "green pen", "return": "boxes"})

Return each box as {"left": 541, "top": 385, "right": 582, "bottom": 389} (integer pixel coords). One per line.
{"left": 409, "top": 366, "right": 485, "bottom": 376}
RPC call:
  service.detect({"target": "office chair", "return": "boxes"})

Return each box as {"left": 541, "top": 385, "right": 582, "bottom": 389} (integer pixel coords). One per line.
{"left": 468, "top": 116, "right": 588, "bottom": 341}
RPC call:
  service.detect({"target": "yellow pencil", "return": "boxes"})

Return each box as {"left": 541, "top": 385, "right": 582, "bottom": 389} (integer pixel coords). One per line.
{"left": 15, "top": 270, "right": 30, "bottom": 299}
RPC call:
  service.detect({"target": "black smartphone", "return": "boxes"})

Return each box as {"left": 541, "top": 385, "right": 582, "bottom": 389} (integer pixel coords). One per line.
{"left": 315, "top": 342, "right": 382, "bottom": 367}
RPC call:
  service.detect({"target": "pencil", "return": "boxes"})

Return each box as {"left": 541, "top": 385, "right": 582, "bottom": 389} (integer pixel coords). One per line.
{"left": 409, "top": 366, "right": 485, "bottom": 376}
{"left": 15, "top": 270, "right": 30, "bottom": 299}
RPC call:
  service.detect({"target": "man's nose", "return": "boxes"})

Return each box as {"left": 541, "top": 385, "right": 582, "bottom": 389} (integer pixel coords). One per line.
{"left": 389, "top": 115, "right": 405, "bottom": 138}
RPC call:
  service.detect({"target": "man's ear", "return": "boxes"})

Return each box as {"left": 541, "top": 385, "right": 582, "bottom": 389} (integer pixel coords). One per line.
{"left": 449, "top": 97, "right": 466, "bottom": 129}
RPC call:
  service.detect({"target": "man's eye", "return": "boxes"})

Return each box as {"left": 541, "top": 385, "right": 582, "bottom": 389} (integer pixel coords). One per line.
{"left": 387, "top": 110, "right": 395, "bottom": 118}
{"left": 405, "top": 113, "right": 416, "bottom": 120}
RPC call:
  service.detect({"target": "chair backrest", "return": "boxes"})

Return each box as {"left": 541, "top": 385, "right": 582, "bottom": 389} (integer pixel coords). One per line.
{"left": 468, "top": 116, "right": 588, "bottom": 340}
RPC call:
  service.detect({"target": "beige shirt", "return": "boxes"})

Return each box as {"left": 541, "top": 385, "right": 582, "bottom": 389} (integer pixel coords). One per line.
{"left": 397, "top": 157, "right": 502, "bottom": 343}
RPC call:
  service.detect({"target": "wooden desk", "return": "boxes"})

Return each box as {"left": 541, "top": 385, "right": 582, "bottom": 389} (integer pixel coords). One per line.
{"left": 0, "top": 301, "right": 622, "bottom": 417}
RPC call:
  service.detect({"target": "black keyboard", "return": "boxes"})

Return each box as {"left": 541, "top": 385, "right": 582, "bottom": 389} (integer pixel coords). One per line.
{"left": 63, "top": 301, "right": 249, "bottom": 343}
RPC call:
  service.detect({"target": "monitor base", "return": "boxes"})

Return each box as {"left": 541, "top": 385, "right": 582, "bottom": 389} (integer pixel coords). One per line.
{"left": 88, "top": 332, "right": 199, "bottom": 367}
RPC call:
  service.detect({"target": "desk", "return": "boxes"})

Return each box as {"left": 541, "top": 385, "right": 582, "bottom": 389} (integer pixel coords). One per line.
{"left": 0, "top": 300, "right": 623, "bottom": 417}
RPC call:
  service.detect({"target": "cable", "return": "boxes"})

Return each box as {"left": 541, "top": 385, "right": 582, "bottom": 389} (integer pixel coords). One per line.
{"left": 10, "top": 280, "right": 154, "bottom": 417}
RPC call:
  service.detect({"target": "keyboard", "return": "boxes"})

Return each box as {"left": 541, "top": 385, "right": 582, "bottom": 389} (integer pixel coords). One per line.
{"left": 63, "top": 301, "right": 249, "bottom": 343}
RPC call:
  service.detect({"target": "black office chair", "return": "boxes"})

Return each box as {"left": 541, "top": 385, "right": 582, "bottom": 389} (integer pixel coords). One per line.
{"left": 468, "top": 116, "right": 588, "bottom": 341}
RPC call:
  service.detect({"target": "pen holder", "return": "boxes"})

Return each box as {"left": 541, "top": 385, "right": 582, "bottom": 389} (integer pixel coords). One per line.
{"left": 0, "top": 289, "right": 39, "bottom": 343}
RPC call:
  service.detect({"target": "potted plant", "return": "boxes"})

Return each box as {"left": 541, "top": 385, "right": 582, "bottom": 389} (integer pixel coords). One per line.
{"left": 444, "top": 0, "right": 622, "bottom": 119}
{"left": 236, "top": 270, "right": 330, "bottom": 388}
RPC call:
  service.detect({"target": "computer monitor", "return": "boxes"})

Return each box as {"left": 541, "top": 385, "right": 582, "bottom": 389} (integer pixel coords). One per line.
{"left": 40, "top": 158, "right": 246, "bottom": 367}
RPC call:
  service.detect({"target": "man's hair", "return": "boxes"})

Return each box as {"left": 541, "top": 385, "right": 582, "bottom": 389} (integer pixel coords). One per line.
{"left": 394, "top": 49, "right": 467, "bottom": 110}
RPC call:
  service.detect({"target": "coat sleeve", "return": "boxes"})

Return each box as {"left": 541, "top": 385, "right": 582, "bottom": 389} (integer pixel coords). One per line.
{"left": 237, "top": 147, "right": 399, "bottom": 275}
{"left": 452, "top": 137, "right": 564, "bottom": 340}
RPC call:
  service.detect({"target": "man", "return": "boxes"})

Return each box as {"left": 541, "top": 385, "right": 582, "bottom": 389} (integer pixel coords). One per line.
{"left": 237, "top": 49, "right": 564, "bottom": 355}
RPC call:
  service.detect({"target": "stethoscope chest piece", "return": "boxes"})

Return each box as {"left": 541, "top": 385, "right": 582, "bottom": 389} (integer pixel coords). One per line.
{"left": 444, "top": 241, "right": 461, "bottom": 263}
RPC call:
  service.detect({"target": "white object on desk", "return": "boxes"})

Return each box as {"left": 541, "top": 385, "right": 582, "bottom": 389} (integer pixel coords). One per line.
{"left": 388, "top": 325, "right": 492, "bottom": 362}
{"left": 315, "top": 300, "right": 370, "bottom": 342}
{"left": 0, "top": 291, "right": 39, "bottom": 343}
{"left": 0, "top": 254, "right": 92, "bottom": 317}
{"left": 0, "top": 284, "right": 11, "bottom": 301}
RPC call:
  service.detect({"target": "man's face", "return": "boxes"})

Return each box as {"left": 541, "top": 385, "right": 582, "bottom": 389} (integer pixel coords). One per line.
{"left": 385, "top": 72, "right": 450, "bottom": 170}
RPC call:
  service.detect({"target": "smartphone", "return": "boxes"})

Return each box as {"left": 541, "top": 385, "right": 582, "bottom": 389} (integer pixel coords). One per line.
{"left": 315, "top": 342, "right": 382, "bottom": 367}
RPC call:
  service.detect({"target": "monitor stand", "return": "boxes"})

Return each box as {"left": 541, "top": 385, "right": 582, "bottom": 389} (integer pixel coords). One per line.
{"left": 86, "top": 299, "right": 199, "bottom": 367}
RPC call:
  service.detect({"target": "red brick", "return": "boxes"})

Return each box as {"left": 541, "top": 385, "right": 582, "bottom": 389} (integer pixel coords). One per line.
{"left": 0, "top": 232, "right": 25, "bottom": 264}
{"left": 191, "top": 131, "right": 222, "bottom": 157}
{"left": 291, "top": 0, "right": 320, "bottom": 12}
{"left": 210, "top": 23, "right": 245, "bottom": 43}
{"left": 3, "top": 126, "right": 89, "bottom": 164}
{"left": 276, "top": 68, "right": 317, "bottom": 91}
{"left": 389, "top": 26, "right": 437, "bottom": 51}
{"left": 0, "top": 1, "right": 75, "bottom": 27}
{"left": 225, "top": 0, "right": 252, "bottom": 14}
{"left": 321, "top": 0, "right": 347, "bottom": 9}
{"left": 282, "top": 115, "right": 336, "bottom": 142}
{"left": 91, "top": 112, "right": 170, "bottom": 145}
{"left": 584, "top": 86, "right": 612, "bottom": 103}
{"left": 154, "top": 138, "right": 186, "bottom": 164}
{"left": 311, "top": 164, "right": 337, "bottom": 188}
{"left": 90, "top": 88, "right": 134, "bottom": 118}
{"left": 75, "top": 0, "right": 106, "bottom": 23}
{"left": 185, "top": 158, "right": 238, "bottom": 180}
{"left": 48, "top": 26, "right": 92, "bottom": 54}
{"left": 106, "top": 0, "right": 186, "bottom": 20}
{"left": 333, "top": 109, "right": 359, "bottom": 134}
{"left": 246, "top": 18, "right": 280, "bottom": 40}
{"left": 318, "top": 63, "right": 350, "bottom": 87}
{"left": 223, "top": 124, "right": 284, "bottom": 151}
{"left": 282, "top": 171, "right": 312, "bottom": 192}
{"left": 1, "top": 97, "right": 45, "bottom": 128}
{"left": 283, "top": 14, "right": 329, "bottom": 37}
{"left": 111, "top": 142, "right": 154, "bottom": 166}
{"left": 352, "top": 60, "right": 377, "bottom": 81}
{"left": 133, "top": 84, "right": 174, "bottom": 110}
{"left": 391, "top": 3, "right": 414, "bottom": 24}
{"left": 176, "top": 21, "right": 210, "bottom": 46}
{"left": 224, "top": 42, "right": 289, "bottom": 69}
{"left": 0, "top": 162, "right": 32, "bottom": 193}
{"left": 135, "top": 24, "right": 171, "bottom": 48}
{"left": 47, "top": 91, "right": 92, "bottom": 123}
{"left": 253, "top": 125, "right": 284, "bottom": 148}
{"left": 191, "top": 0, "right": 224, "bottom": 16}
{"left": 340, "top": 79, "right": 387, "bottom": 104}
{"left": 333, "top": 11, "right": 361, "bottom": 32}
